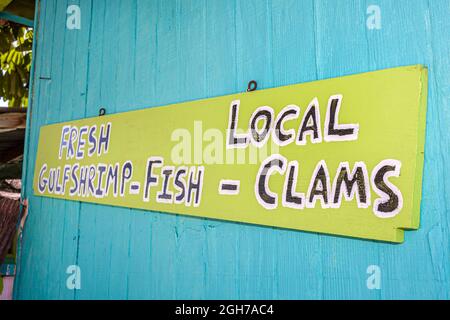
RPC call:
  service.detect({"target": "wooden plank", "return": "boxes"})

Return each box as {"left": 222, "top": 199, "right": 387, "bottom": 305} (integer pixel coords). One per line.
{"left": 356, "top": 0, "right": 448, "bottom": 300}
{"left": 33, "top": 65, "right": 427, "bottom": 243}
{"left": 15, "top": 0, "right": 55, "bottom": 299}
{"left": 203, "top": 0, "right": 240, "bottom": 299}
{"left": 74, "top": 0, "right": 111, "bottom": 300}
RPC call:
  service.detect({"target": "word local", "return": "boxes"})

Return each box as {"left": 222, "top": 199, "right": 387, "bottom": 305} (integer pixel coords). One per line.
{"left": 227, "top": 94, "right": 359, "bottom": 148}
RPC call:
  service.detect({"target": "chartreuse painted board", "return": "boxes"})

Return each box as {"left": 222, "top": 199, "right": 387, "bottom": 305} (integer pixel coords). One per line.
{"left": 33, "top": 65, "right": 427, "bottom": 243}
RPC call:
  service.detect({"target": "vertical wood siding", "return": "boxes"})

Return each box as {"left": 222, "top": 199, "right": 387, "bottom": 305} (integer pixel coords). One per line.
{"left": 14, "top": 0, "right": 450, "bottom": 299}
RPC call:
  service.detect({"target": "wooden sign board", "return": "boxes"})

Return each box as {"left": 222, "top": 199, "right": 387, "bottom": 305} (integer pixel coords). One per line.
{"left": 33, "top": 65, "right": 428, "bottom": 243}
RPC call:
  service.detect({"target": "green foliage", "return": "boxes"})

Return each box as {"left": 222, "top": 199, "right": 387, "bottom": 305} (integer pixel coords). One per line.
{"left": 0, "top": 22, "right": 32, "bottom": 108}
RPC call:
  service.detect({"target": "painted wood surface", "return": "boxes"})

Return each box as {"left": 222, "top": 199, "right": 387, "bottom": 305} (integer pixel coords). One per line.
{"left": 14, "top": 0, "right": 450, "bottom": 299}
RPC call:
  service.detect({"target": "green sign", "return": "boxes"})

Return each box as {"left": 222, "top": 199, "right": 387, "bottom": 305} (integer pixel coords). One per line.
{"left": 33, "top": 65, "right": 428, "bottom": 243}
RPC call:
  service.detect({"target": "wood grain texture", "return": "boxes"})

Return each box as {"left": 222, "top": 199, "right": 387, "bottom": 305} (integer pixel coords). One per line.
{"left": 14, "top": 0, "right": 450, "bottom": 299}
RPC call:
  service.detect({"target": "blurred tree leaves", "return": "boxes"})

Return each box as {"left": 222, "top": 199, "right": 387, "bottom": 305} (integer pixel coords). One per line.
{"left": 0, "top": 21, "right": 32, "bottom": 108}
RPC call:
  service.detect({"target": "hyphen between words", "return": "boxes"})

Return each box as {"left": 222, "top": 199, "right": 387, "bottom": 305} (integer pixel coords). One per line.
{"left": 38, "top": 94, "right": 403, "bottom": 218}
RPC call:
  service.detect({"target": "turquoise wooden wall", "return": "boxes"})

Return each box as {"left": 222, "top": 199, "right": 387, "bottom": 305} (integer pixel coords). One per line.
{"left": 14, "top": 0, "right": 450, "bottom": 299}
